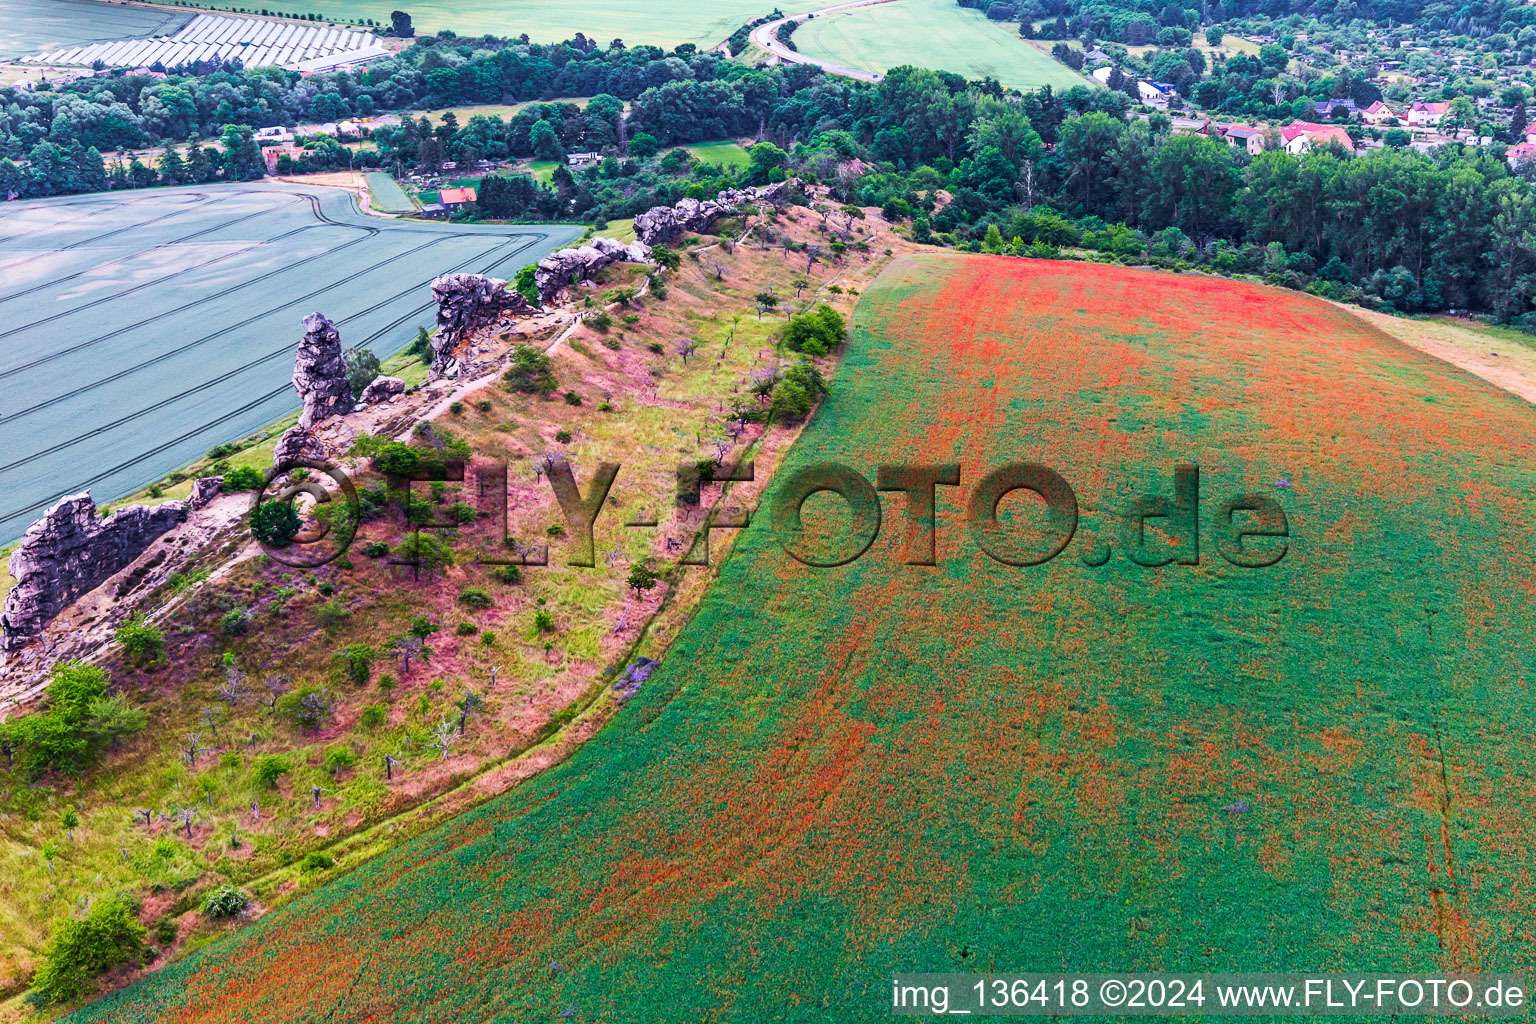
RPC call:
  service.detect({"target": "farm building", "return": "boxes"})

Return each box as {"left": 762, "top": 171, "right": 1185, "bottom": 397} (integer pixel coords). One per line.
{"left": 440, "top": 187, "right": 478, "bottom": 210}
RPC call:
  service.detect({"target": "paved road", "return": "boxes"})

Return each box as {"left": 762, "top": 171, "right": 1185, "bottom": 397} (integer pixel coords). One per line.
{"left": 749, "top": 0, "right": 902, "bottom": 82}
{"left": 0, "top": 183, "right": 582, "bottom": 543}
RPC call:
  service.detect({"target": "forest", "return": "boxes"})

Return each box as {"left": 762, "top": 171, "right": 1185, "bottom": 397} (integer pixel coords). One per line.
{"left": 2, "top": 32, "right": 1532, "bottom": 327}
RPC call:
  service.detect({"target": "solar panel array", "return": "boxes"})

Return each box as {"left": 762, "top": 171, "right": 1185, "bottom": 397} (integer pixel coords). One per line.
{"left": 21, "top": 14, "right": 382, "bottom": 71}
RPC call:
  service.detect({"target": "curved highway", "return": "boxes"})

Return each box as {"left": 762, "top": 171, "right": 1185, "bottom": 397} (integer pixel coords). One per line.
{"left": 748, "top": 0, "right": 903, "bottom": 82}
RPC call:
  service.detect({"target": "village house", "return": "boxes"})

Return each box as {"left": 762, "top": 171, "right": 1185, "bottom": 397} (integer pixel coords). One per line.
{"left": 439, "top": 186, "right": 478, "bottom": 211}
{"left": 1314, "top": 98, "right": 1358, "bottom": 118}
{"left": 1360, "top": 100, "right": 1395, "bottom": 125}
{"left": 262, "top": 144, "right": 305, "bottom": 174}
{"left": 1218, "top": 124, "right": 1267, "bottom": 155}
{"left": 1405, "top": 100, "right": 1449, "bottom": 127}
{"left": 1509, "top": 141, "right": 1536, "bottom": 168}
{"left": 1281, "top": 120, "right": 1356, "bottom": 154}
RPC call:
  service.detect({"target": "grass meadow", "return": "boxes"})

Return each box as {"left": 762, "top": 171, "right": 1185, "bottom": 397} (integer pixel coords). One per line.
{"left": 795, "top": 0, "right": 1091, "bottom": 89}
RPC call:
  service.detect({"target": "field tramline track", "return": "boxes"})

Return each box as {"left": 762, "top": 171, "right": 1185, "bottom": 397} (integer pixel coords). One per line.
{"left": 0, "top": 190, "right": 207, "bottom": 247}
{"left": 0, "top": 234, "right": 527, "bottom": 474}
{"left": 0, "top": 192, "right": 313, "bottom": 309}
{"left": 0, "top": 231, "right": 549, "bottom": 525}
{"left": 0, "top": 191, "right": 231, "bottom": 275}
{"left": 0, "top": 223, "right": 423, "bottom": 382}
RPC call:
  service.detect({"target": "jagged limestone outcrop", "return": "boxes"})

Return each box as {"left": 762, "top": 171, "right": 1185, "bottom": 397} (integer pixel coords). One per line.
{"left": 294, "top": 312, "right": 353, "bottom": 429}
{"left": 632, "top": 180, "right": 798, "bottom": 246}
{"left": 1, "top": 482, "right": 221, "bottom": 653}
{"left": 272, "top": 425, "right": 327, "bottom": 469}
{"left": 533, "top": 236, "right": 652, "bottom": 304}
{"left": 359, "top": 376, "right": 405, "bottom": 404}
{"left": 429, "top": 274, "right": 535, "bottom": 377}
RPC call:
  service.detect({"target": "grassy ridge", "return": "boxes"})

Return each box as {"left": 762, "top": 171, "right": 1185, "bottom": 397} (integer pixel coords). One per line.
{"left": 66, "top": 253, "right": 1536, "bottom": 1022}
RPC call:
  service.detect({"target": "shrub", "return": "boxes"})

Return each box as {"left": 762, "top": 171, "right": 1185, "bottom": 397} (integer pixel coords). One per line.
{"left": 649, "top": 244, "right": 681, "bottom": 271}
{"left": 533, "top": 610, "right": 555, "bottom": 633}
{"left": 627, "top": 563, "right": 660, "bottom": 597}
{"left": 115, "top": 615, "right": 165, "bottom": 668}
{"left": 490, "top": 564, "right": 522, "bottom": 584}
{"left": 253, "top": 754, "right": 291, "bottom": 788}
{"left": 781, "top": 304, "right": 846, "bottom": 356}
{"left": 324, "top": 746, "right": 359, "bottom": 778}
{"left": 360, "top": 702, "right": 388, "bottom": 728}
{"left": 334, "top": 643, "right": 376, "bottom": 686}
{"left": 362, "top": 541, "right": 390, "bottom": 558}
{"left": 316, "top": 600, "right": 350, "bottom": 629}
{"left": 201, "top": 885, "right": 251, "bottom": 919}
{"left": 299, "top": 851, "right": 335, "bottom": 872}
{"left": 276, "top": 686, "right": 335, "bottom": 733}
{"left": 554, "top": 429, "right": 572, "bottom": 443}
{"left": 446, "top": 501, "right": 479, "bottom": 525}
{"left": 458, "top": 587, "right": 493, "bottom": 609}
{"left": 455, "top": 621, "right": 478, "bottom": 636}
{"left": 391, "top": 533, "right": 454, "bottom": 575}
{"left": 769, "top": 361, "right": 829, "bottom": 423}
{"left": 219, "top": 608, "right": 250, "bottom": 637}
{"left": 503, "top": 345, "right": 557, "bottom": 395}
{"left": 480, "top": 631, "right": 497, "bottom": 646}
{"left": 587, "top": 310, "right": 613, "bottom": 332}
{"left": 250, "top": 500, "right": 302, "bottom": 548}
{"left": 31, "top": 896, "right": 146, "bottom": 1004}
{"left": 14, "top": 662, "right": 113, "bottom": 775}
{"left": 563, "top": 391, "right": 582, "bottom": 406}
{"left": 221, "top": 465, "right": 265, "bottom": 491}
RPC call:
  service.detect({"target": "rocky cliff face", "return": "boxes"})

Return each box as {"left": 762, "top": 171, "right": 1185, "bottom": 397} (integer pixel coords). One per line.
{"left": 272, "top": 425, "right": 328, "bottom": 469}
{"left": 359, "top": 375, "right": 405, "bottom": 405}
{"left": 632, "top": 180, "right": 798, "bottom": 246}
{"left": 294, "top": 312, "right": 354, "bottom": 429}
{"left": 1, "top": 481, "right": 222, "bottom": 653}
{"left": 429, "top": 274, "right": 535, "bottom": 377}
{"left": 533, "top": 236, "right": 652, "bottom": 305}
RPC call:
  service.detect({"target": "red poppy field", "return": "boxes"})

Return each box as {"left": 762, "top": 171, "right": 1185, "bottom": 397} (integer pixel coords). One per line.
{"left": 68, "top": 252, "right": 1536, "bottom": 1022}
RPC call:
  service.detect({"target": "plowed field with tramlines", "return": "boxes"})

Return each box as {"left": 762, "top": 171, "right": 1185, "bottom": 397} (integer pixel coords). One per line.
{"left": 0, "top": 183, "right": 580, "bottom": 543}
{"left": 67, "top": 252, "right": 1536, "bottom": 1022}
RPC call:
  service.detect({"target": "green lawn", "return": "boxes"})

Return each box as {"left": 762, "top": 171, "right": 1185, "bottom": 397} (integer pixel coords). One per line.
{"left": 524, "top": 160, "right": 560, "bottom": 184}
{"left": 412, "top": 98, "right": 601, "bottom": 126}
{"left": 795, "top": 0, "right": 1092, "bottom": 90}
{"left": 363, "top": 171, "right": 416, "bottom": 213}
{"left": 683, "top": 140, "right": 751, "bottom": 169}
{"left": 166, "top": 0, "right": 770, "bottom": 47}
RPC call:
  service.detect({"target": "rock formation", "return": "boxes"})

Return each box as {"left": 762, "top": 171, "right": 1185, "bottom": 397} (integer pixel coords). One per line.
{"left": 293, "top": 312, "right": 353, "bottom": 429}
{"left": 429, "top": 274, "right": 535, "bottom": 377}
{"left": 632, "top": 180, "right": 799, "bottom": 246}
{"left": 2, "top": 481, "right": 222, "bottom": 653}
{"left": 188, "top": 476, "right": 224, "bottom": 510}
{"left": 272, "top": 425, "right": 327, "bottom": 468}
{"left": 359, "top": 375, "right": 405, "bottom": 405}
{"left": 533, "top": 236, "right": 652, "bottom": 305}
